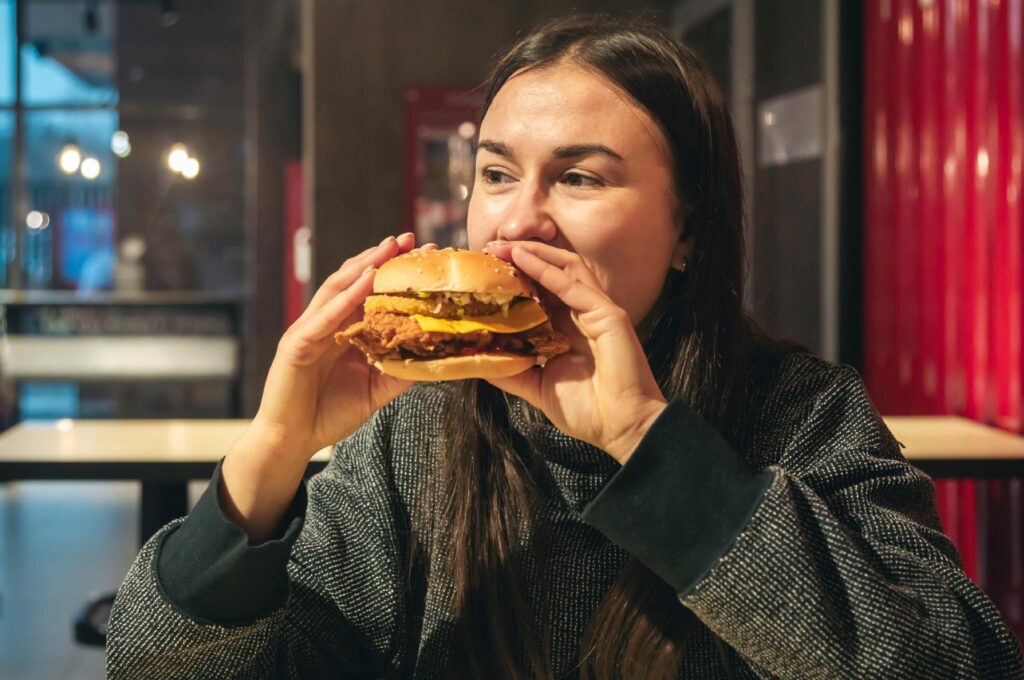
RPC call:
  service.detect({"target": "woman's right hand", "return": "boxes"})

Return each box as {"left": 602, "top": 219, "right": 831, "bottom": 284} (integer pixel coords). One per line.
{"left": 253, "top": 231, "right": 430, "bottom": 463}
{"left": 222, "top": 231, "right": 430, "bottom": 541}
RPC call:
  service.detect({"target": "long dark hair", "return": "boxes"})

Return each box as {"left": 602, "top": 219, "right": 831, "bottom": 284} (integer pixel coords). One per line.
{"left": 438, "top": 14, "right": 766, "bottom": 678}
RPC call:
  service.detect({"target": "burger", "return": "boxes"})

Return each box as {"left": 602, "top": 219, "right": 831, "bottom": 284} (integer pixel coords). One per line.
{"left": 336, "top": 247, "right": 570, "bottom": 381}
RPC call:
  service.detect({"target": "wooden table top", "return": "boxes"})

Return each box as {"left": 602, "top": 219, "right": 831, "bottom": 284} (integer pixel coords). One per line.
{"left": 885, "top": 416, "right": 1024, "bottom": 459}
{"left": 0, "top": 419, "right": 332, "bottom": 463}
{"left": 0, "top": 420, "right": 331, "bottom": 481}
{"left": 0, "top": 415, "right": 1021, "bottom": 479}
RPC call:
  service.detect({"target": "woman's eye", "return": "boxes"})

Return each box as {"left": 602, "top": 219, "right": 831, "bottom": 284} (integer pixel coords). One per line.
{"left": 561, "top": 172, "right": 601, "bottom": 188}
{"left": 481, "top": 169, "right": 513, "bottom": 184}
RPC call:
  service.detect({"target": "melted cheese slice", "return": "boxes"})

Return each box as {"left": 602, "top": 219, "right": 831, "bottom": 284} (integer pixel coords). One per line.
{"left": 411, "top": 300, "right": 547, "bottom": 334}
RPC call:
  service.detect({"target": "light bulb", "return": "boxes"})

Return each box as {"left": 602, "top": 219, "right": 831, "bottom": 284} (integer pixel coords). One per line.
{"left": 59, "top": 145, "right": 82, "bottom": 174}
{"left": 167, "top": 144, "right": 189, "bottom": 172}
{"left": 80, "top": 157, "right": 101, "bottom": 179}
{"left": 181, "top": 157, "right": 200, "bottom": 179}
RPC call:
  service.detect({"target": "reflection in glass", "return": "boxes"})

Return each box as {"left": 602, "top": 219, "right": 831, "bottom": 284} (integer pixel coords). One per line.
{"left": 21, "top": 1, "right": 117, "bottom": 105}
{"left": 0, "top": 111, "right": 12, "bottom": 284}
{"left": 0, "top": 1, "right": 13, "bottom": 103}
{"left": 25, "top": 110, "right": 118, "bottom": 289}
{"left": 0, "top": 0, "right": 247, "bottom": 293}
{"left": 416, "top": 131, "right": 474, "bottom": 250}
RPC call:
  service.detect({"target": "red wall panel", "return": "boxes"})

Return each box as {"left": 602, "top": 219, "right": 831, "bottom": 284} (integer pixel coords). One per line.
{"left": 864, "top": 0, "right": 1022, "bottom": 640}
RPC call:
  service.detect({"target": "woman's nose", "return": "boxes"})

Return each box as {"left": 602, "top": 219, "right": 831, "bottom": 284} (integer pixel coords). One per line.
{"left": 496, "top": 184, "right": 558, "bottom": 243}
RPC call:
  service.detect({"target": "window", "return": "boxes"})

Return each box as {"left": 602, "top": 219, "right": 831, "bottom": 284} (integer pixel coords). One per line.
{"left": 1, "top": 0, "right": 246, "bottom": 292}
{"left": 0, "top": 1, "right": 13, "bottom": 103}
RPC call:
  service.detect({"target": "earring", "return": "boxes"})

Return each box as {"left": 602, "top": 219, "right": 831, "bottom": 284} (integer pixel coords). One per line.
{"left": 672, "top": 260, "right": 688, "bottom": 273}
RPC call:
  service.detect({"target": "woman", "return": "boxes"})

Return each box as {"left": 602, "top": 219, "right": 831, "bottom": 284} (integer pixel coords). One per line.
{"left": 107, "top": 15, "right": 1023, "bottom": 679}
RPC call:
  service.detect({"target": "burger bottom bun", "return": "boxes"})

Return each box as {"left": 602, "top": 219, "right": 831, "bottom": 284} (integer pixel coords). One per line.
{"left": 374, "top": 353, "right": 538, "bottom": 382}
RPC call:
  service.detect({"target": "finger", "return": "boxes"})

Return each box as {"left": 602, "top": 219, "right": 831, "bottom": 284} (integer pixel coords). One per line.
{"left": 394, "top": 230, "right": 417, "bottom": 251}
{"left": 303, "top": 237, "right": 395, "bottom": 316}
{"left": 509, "top": 246, "right": 614, "bottom": 327}
{"left": 484, "top": 240, "right": 604, "bottom": 292}
{"left": 511, "top": 246, "right": 651, "bottom": 398}
{"left": 304, "top": 232, "right": 414, "bottom": 317}
{"left": 512, "top": 248, "right": 632, "bottom": 357}
{"left": 297, "top": 264, "right": 378, "bottom": 343}
{"left": 329, "top": 303, "right": 367, "bottom": 356}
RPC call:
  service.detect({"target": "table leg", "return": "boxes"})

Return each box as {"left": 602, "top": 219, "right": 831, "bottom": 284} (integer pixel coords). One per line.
{"left": 140, "top": 481, "right": 189, "bottom": 546}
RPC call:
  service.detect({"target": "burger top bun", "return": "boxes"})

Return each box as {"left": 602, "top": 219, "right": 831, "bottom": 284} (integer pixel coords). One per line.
{"left": 374, "top": 353, "right": 538, "bottom": 382}
{"left": 373, "top": 247, "right": 536, "bottom": 298}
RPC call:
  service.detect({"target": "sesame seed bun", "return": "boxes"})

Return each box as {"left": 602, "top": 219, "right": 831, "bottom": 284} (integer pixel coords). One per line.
{"left": 372, "top": 247, "right": 535, "bottom": 298}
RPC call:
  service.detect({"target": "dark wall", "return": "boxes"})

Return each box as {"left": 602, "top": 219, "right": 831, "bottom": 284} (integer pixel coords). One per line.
{"left": 302, "top": 0, "right": 676, "bottom": 285}
{"left": 683, "top": 8, "right": 732, "bottom": 99}
{"left": 751, "top": 0, "right": 823, "bottom": 353}
{"left": 838, "top": 0, "right": 863, "bottom": 371}
{"left": 116, "top": 0, "right": 247, "bottom": 292}
{"left": 242, "top": 0, "right": 302, "bottom": 414}
{"left": 678, "top": 0, "right": 828, "bottom": 355}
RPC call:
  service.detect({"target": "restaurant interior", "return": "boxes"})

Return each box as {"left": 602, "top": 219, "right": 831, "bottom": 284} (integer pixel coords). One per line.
{"left": 0, "top": 0, "right": 1022, "bottom": 676}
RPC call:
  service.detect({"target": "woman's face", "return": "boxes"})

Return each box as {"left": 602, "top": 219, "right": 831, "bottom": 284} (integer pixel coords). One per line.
{"left": 467, "top": 63, "right": 689, "bottom": 326}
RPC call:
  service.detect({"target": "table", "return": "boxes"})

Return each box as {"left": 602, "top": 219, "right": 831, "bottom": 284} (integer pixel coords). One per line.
{"left": 886, "top": 416, "right": 1024, "bottom": 478}
{"left": 2, "top": 414, "right": 1019, "bottom": 647}
{"left": 0, "top": 416, "right": 1022, "bottom": 544}
{"left": 0, "top": 419, "right": 331, "bottom": 544}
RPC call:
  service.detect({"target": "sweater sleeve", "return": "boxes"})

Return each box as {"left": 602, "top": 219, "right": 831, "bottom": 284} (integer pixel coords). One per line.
{"left": 106, "top": 406, "right": 407, "bottom": 679}
{"left": 582, "top": 361, "right": 1024, "bottom": 679}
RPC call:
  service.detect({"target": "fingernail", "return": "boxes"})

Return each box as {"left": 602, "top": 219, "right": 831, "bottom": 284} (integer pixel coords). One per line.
{"left": 379, "top": 235, "right": 396, "bottom": 247}
{"left": 398, "top": 231, "right": 414, "bottom": 240}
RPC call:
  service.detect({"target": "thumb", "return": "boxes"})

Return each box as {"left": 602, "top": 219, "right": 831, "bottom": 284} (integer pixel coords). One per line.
{"left": 486, "top": 366, "right": 542, "bottom": 410}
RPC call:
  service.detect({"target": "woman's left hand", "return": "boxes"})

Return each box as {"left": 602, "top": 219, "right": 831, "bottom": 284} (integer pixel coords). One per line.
{"left": 483, "top": 241, "right": 668, "bottom": 464}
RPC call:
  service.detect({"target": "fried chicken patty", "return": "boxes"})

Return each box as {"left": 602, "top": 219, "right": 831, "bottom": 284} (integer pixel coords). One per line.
{"left": 338, "top": 310, "right": 570, "bottom": 362}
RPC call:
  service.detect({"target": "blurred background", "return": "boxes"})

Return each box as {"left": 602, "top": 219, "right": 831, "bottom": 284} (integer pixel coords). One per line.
{"left": 0, "top": 0, "right": 1021, "bottom": 676}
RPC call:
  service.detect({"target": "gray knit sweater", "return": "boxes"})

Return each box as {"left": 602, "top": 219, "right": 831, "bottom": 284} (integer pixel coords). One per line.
{"left": 106, "top": 353, "right": 1024, "bottom": 678}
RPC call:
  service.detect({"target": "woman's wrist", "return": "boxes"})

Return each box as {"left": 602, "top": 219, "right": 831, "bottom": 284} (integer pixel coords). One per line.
{"left": 220, "top": 423, "right": 310, "bottom": 543}
{"left": 604, "top": 398, "right": 669, "bottom": 465}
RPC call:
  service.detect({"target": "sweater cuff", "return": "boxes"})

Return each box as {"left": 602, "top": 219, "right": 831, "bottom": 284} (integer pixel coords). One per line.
{"left": 582, "top": 398, "right": 773, "bottom": 596}
{"left": 155, "top": 458, "right": 307, "bottom": 625}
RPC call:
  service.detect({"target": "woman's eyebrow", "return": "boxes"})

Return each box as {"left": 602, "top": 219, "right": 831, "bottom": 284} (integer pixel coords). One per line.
{"left": 478, "top": 140, "right": 514, "bottom": 158}
{"left": 552, "top": 144, "right": 625, "bottom": 163}
{"left": 477, "top": 140, "right": 625, "bottom": 163}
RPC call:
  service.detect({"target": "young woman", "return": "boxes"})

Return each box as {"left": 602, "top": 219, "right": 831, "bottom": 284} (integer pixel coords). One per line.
{"left": 107, "top": 16, "right": 1023, "bottom": 679}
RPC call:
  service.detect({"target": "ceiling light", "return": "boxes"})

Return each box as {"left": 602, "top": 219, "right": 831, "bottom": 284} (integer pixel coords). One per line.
{"left": 167, "top": 144, "right": 189, "bottom": 172}
{"left": 181, "top": 157, "right": 200, "bottom": 179}
{"left": 26, "top": 211, "right": 50, "bottom": 230}
{"left": 111, "top": 130, "right": 131, "bottom": 157}
{"left": 80, "top": 157, "right": 101, "bottom": 180}
{"left": 58, "top": 144, "right": 82, "bottom": 174}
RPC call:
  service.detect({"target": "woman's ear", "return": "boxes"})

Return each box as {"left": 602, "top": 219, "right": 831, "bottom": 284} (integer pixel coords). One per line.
{"left": 670, "top": 233, "right": 695, "bottom": 272}
{"left": 670, "top": 200, "right": 696, "bottom": 272}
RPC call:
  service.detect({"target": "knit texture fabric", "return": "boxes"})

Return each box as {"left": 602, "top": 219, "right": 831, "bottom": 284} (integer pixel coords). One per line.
{"left": 106, "top": 353, "right": 1024, "bottom": 678}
